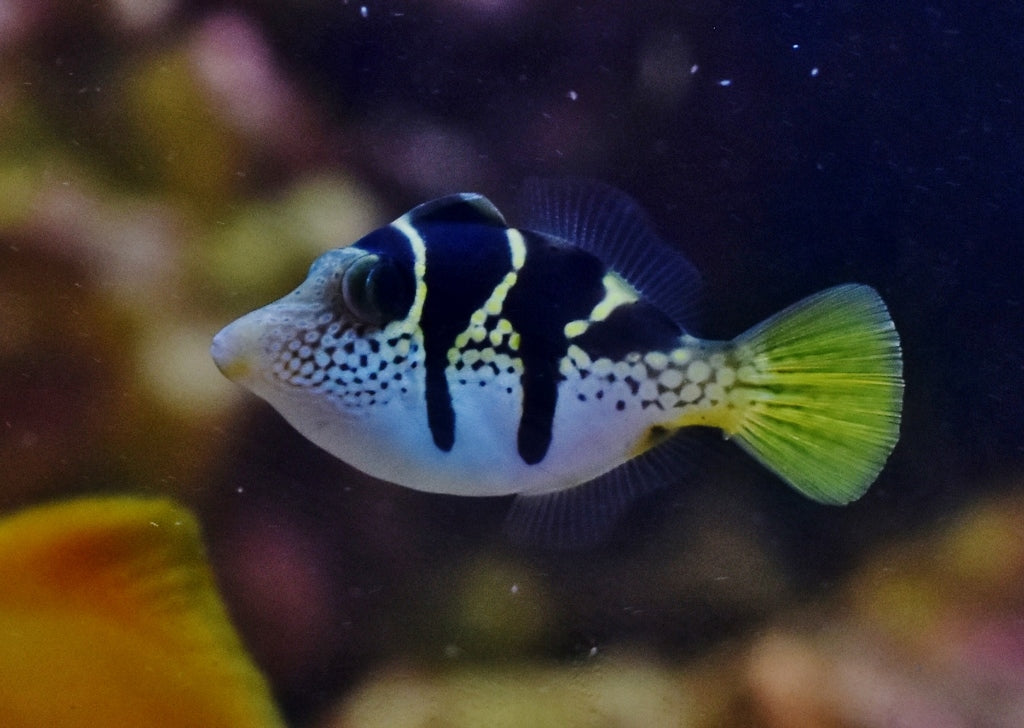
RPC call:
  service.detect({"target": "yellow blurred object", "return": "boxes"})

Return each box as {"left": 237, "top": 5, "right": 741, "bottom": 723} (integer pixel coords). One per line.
{"left": 0, "top": 495, "right": 284, "bottom": 728}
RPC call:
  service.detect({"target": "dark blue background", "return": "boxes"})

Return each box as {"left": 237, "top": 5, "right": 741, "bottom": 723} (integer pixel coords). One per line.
{"left": 204, "top": 1, "right": 1024, "bottom": 719}
{"left": 243, "top": 0, "right": 1022, "bottom": 513}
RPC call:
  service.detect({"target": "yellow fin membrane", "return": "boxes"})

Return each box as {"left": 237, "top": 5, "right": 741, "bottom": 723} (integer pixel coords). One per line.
{"left": 727, "top": 284, "right": 904, "bottom": 504}
{"left": 0, "top": 495, "right": 284, "bottom": 728}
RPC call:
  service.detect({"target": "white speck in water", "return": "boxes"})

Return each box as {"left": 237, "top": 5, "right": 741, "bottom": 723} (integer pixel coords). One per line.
{"left": 236, "top": 486, "right": 245, "bottom": 494}
{"left": 810, "top": 67, "right": 820, "bottom": 77}
{"left": 510, "top": 583, "right": 519, "bottom": 594}
{"left": 690, "top": 64, "right": 699, "bottom": 74}
{"left": 444, "top": 644, "right": 462, "bottom": 659}
{"left": 718, "top": 78, "right": 732, "bottom": 87}
{"left": 792, "top": 43, "right": 800, "bottom": 50}
{"left": 588, "top": 646, "right": 598, "bottom": 658}
{"left": 567, "top": 89, "right": 578, "bottom": 101}
{"left": 360, "top": 5, "right": 368, "bottom": 18}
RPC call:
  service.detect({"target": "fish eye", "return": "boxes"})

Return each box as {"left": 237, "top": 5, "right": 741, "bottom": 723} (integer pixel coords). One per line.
{"left": 339, "top": 253, "right": 402, "bottom": 327}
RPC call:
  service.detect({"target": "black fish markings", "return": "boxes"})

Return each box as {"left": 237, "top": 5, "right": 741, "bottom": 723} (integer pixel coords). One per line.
{"left": 500, "top": 233, "right": 604, "bottom": 464}
{"left": 389, "top": 195, "right": 680, "bottom": 466}
{"left": 418, "top": 222, "right": 512, "bottom": 452}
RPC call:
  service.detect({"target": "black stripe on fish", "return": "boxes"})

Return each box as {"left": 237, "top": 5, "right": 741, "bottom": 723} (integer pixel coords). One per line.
{"left": 350, "top": 225, "right": 418, "bottom": 321}
{"left": 416, "top": 222, "right": 514, "bottom": 451}
{"left": 502, "top": 232, "right": 606, "bottom": 464}
{"left": 571, "top": 301, "right": 683, "bottom": 362}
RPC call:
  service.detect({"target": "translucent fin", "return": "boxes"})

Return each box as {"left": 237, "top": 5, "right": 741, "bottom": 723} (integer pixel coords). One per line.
{"left": 0, "top": 496, "right": 284, "bottom": 727}
{"left": 515, "top": 178, "right": 701, "bottom": 327}
{"left": 506, "top": 433, "right": 696, "bottom": 549}
{"left": 728, "top": 284, "right": 904, "bottom": 504}
{"left": 402, "top": 192, "right": 507, "bottom": 228}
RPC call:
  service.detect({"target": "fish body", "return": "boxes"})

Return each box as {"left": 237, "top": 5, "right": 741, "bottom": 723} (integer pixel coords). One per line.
{"left": 212, "top": 180, "right": 903, "bottom": 543}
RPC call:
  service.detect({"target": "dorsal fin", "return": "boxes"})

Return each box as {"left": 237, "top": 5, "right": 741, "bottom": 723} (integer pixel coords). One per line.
{"left": 402, "top": 192, "right": 508, "bottom": 228}
{"left": 515, "top": 178, "right": 701, "bottom": 327}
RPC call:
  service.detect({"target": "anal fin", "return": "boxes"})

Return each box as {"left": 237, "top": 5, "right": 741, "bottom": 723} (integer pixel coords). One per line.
{"left": 505, "top": 432, "right": 697, "bottom": 549}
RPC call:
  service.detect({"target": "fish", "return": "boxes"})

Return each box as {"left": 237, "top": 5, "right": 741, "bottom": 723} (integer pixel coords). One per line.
{"left": 0, "top": 495, "right": 284, "bottom": 727}
{"left": 211, "top": 179, "right": 903, "bottom": 546}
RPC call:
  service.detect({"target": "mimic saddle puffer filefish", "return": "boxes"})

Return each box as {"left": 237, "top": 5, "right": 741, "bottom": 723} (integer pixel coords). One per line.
{"left": 212, "top": 179, "right": 904, "bottom": 547}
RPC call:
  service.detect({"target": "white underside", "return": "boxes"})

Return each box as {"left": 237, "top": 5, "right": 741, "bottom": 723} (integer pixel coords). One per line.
{"left": 260, "top": 366, "right": 651, "bottom": 498}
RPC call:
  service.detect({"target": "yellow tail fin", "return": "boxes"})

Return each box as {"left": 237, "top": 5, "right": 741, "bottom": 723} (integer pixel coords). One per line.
{"left": 728, "top": 284, "right": 903, "bottom": 504}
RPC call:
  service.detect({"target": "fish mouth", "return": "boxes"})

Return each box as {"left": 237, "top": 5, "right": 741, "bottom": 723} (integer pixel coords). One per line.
{"left": 210, "top": 317, "right": 257, "bottom": 382}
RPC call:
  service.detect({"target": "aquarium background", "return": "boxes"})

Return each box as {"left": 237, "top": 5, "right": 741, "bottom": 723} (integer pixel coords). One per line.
{"left": 2, "top": 1, "right": 1022, "bottom": 726}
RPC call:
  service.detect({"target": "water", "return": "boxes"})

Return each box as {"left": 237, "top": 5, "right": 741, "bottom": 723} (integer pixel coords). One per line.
{"left": 1, "top": 1, "right": 1021, "bottom": 726}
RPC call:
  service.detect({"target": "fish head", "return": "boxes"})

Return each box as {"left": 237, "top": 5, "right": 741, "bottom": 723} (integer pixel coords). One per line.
{"left": 211, "top": 235, "right": 420, "bottom": 426}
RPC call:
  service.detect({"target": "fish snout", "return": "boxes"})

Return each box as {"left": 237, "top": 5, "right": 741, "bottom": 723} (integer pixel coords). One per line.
{"left": 211, "top": 316, "right": 260, "bottom": 383}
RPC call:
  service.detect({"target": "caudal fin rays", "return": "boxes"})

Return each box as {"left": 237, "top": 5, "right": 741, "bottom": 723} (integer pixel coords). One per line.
{"left": 727, "top": 284, "right": 903, "bottom": 504}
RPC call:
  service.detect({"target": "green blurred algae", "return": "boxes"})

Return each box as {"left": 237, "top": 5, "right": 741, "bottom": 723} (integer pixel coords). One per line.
{"left": 443, "top": 554, "right": 555, "bottom": 657}
{"left": 196, "top": 175, "right": 381, "bottom": 315}
{"left": 0, "top": 18, "right": 385, "bottom": 513}
{"left": 125, "top": 49, "right": 244, "bottom": 211}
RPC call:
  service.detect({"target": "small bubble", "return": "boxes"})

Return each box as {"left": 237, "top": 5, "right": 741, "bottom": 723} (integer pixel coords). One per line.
{"left": 810, "top": 67, "right": 819, "bottom": 77}
{"left": 718, "top": 79, "right": 732, "bottom": 87}
{"left": 360, "top": 5, "right": 368, "bottom": 18}
{"left": 567, "top": 89, "right": 578, "bottom": 101}
{"left": 690, "top": 64, "right": 699, "bottom": 74}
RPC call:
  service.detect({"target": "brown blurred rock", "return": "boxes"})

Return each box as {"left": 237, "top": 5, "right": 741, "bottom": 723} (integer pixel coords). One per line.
{"left": 320, "top": 656, "right": 723, "bottom": 728}
{"left": 746, "top": 492, "right": 1024, "bottom": 728}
